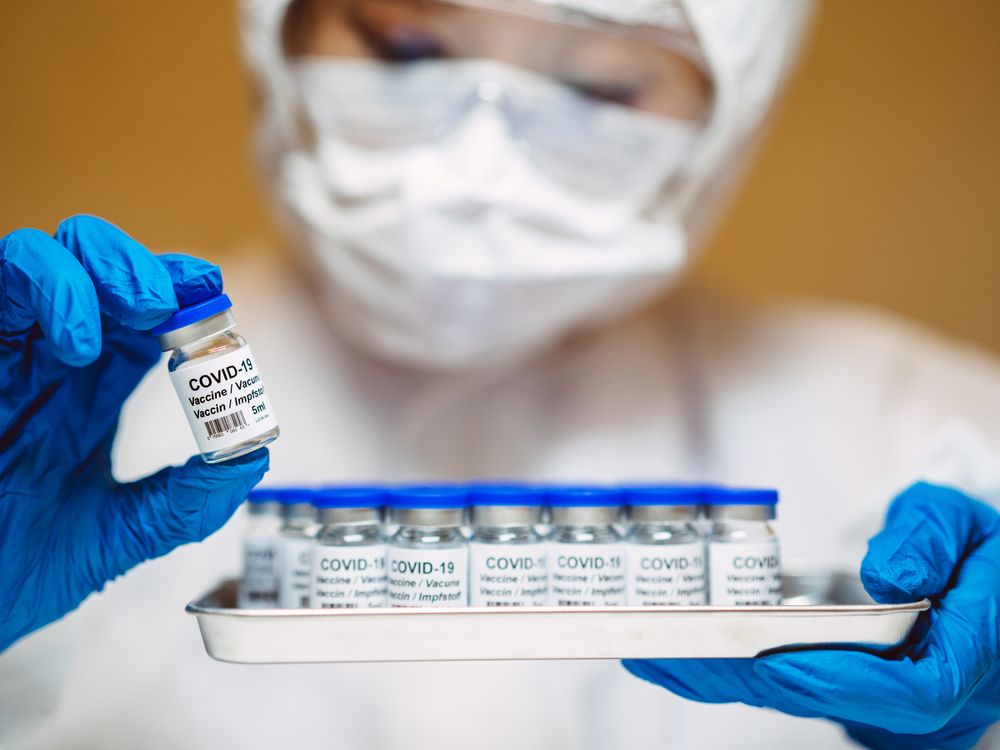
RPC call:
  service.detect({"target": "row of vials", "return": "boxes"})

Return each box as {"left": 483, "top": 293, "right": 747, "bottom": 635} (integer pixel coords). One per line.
{"left": 239, "top": 484, "right": 782, "bottom": 610}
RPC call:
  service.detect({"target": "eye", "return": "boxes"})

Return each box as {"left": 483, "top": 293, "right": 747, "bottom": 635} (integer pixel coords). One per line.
{"left": 565, "top": 79, "right": 641, "bottom": 108}
{"left": 357, "top": 21, "right": 449, "bottom": 62}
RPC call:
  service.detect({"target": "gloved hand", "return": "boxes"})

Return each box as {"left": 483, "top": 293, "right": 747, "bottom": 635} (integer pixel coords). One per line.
{"left": 0, "top": 215, "right": 269, "bottom": 653}
{"left": 624, "top": 482, "right": 1000, "bottom": 749}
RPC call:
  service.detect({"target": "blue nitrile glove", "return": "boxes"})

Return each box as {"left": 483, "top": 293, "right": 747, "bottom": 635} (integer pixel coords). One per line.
{"left": 624, "top": 482, "right": 1000, "bottom": 750}
{"left": 0, "top": 215, "right": 269, "bottom": 653}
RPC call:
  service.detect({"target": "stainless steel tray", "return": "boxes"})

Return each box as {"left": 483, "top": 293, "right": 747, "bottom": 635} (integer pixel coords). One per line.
{"left": 187, "top": 573, "right": 929, "bottom": 664}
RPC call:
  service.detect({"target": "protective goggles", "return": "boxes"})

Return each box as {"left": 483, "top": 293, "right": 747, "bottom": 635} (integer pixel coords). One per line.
{"left": 284, "top": 0, "right": 710, "bottom": 119}
{"left": 295, "top": 58, "right": 700, "bottom": 198}
{"left": 283, "top": 0, "right": 712, "bottom": 195}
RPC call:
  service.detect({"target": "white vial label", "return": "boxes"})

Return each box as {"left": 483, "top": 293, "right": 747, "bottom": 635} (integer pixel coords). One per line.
{"left": 387, "top": 546, "right": 468, "bottom": 608}
{"left": 708, "top": 539, "right": 782, "bottom": 605}
{"left": 279, "top": 536, "right": 313, "bottom": 608}
{"left": 547, "top": 542, "right": 625, "bottom": 606}
{"left": 625, "top": 542, "right": 706, "bottom": 606}
{"left": 170, "top": 345, "right": 278, "bottom": 455}
{"left": 239, "top": 535, "right": 279, "bottom": 608}
{"left": 469, "top": 542, "right": 547, "bottom": 607}
{"left": 312, "top": 544, "right": 387, "bottom": 609}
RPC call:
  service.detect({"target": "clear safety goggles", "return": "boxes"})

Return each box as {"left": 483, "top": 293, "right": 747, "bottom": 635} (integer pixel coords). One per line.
{"left": 294, "top": 58, "right": 700, "bottom": 197}
{"left": 283, "top": 0, "right": 712, "bottom": 196}
{"left": 284, "top": 0, "right": 711, "bottom": 119}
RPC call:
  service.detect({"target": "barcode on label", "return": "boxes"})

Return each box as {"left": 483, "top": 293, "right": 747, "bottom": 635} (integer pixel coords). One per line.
{"left": 204, "top": 411, "right": 247, "bottom": 439}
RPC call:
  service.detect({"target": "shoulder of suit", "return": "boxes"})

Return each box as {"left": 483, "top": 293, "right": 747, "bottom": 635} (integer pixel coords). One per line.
{"left": 671, "top": 286, "right": 1000, "bottom": 376}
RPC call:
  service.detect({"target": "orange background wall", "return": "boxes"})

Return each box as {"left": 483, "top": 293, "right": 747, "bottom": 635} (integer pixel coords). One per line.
{"left": 1, "top": 1, "right": 998, "bottom": 351}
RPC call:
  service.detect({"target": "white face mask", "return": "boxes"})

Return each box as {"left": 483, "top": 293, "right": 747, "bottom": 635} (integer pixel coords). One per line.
{"left": 275, "top": 58, "right": 701, "bottom": 369}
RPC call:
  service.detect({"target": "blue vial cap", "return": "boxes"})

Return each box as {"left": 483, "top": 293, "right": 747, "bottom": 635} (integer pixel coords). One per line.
{"left": 247, "top": 486, "right": 284, "bottom": 504}
{"left": 546, "top": 485, "right": 624, "bottom": 508}
{"left": 623, "top": 483, "right": 706, "bottom": 506}
{"left": 271, "top": 487, "right": 315, "bottom": 506}
{"left": 313, "top": 485, "right": 385, "bottom": 509}
{"left": 466, "top": 482, "right": 545, "bottom": 507}
{"left": 703, "top": 487, "right": 779, "bottom": 506}
{"left": 387, "top": 485, "right": 468, "bottom": 510}
{"left": 150, "top": 293, "right": 233, "bottom": 336}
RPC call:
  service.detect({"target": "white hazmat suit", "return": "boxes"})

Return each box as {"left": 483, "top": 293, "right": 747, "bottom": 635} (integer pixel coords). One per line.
{"left": 2, "top": 0, "right": 1000, "bottom": 748}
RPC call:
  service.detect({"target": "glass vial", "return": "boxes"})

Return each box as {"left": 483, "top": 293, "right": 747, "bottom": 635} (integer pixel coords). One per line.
{"left": 467, "top": 483, "right": 547, "bottom": 607}
{"left": 705, "top": 487, "right": 782, "bottom": 605}
{"left": 277, "top": 489, "right": 319, "bottom": 608}
{"left": 623, "top": 485, "right": 706, "bottom": 606}
{"left": 387, "top": 486, "right": 468, "bottom": 608}
{"left": 546, "top": 487, "right": 626, "bottom": 606}
{"left": 238, "top": 488, "right": 282, "bottom": 608}
{"left": 310, "top": 486, "right": 387, "bottom": 609}
{"left": 152, "top": 293, "right": 279, "bottom": 463}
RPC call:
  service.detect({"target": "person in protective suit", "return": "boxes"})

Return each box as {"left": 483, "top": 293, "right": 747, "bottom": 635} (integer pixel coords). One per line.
{"left": 1, "top": 1, "right": 999, "bottom": 748}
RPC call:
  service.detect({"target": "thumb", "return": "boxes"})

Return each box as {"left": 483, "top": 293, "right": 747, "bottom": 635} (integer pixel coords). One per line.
{"left": 862, "top": 481, "right": 999, "bottom": 604}
{"left": 102, "top": 449, "right": 269, "bottom": 579}
{"left": 155, "top": 253, "right": 222, "bottom": 308}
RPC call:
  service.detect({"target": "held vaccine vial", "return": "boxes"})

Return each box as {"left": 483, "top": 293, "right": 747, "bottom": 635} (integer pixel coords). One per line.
{"left": 277, "top": 490, "right": 318, "bottom": 608}
{"left": 151, "top": 293, "right": 279, "bottom": 463}
{"left": 311, "top": 487, "right": 387, "bottom": 609}
{"left": 387, "top": 486, "right": 468, "bottom": 608}
{"left": 546, "top": 487, "right": 626, "bottom": 606}
{"left": 623, "top": 485, "right": 707, "bottom": 606}
{"left": 238, "top": 488, "right": 282, "bottom": 608}
{"left": 468, "top": 484, "right": 547, "bottom": 607}
{"left": 705, "top": 487, "right": 782, "bottom": 605}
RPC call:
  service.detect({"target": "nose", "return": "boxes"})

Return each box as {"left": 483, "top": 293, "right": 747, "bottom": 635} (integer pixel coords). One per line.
{"left": 403, "top": 87, "right": 527, "bottom": 210}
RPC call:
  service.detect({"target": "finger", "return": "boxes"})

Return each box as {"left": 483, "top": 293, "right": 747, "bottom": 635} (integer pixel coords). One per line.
{"left": 81, "top": 251, "right": 222, "bottom": 420}
{"left": 0, "top": 228, "right": 101, "bottom": 366}
{"left": 99, "top": 449, "right": 269, "bottom": 581}
{"left": 622, "top": 658, "right": 825, "bottom": 719}
{"left": 55, "top": 215, "right": 176, "bottom": 330}
{"left": 24, "top": 323, "right": 162, "bottom": 462}
{"left": 936, "top": 531, "right": 1000, "bottom": 658}
{"left": 754, "top": 647, "right": 960, "bottom": 736}
{"left": 156, "top": 253, "right": 223, "bottom": 308}
{"left": 862, "top": 482, "right": 999, "bottom": 604}
{"left": 623, "top": 659, "right": 766, "bottom": 705}
{"left": 758, "top": 523, "right": 1000, "bottom": 736}
{"left": 13, "top": 248, "right": 224, "bottom": 474}
{"left": 844, "top": 717, "right": 992, "bottom": 750}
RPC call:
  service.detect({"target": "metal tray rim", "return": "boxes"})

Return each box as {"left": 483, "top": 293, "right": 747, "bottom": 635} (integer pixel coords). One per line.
{"left": 187, "top": 585, "right": 931, "bottom": 618}
{"left": 187, "top": 576, "right": 930, "bottom": 663}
